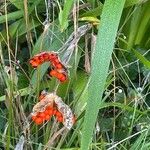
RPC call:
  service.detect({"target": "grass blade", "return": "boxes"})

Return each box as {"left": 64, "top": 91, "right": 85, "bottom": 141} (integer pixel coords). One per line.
{"left": 59, "top": 0, "right": 74, "bottom": 31}
{"left": 80, "top": 3, "right": 103, "bottom": 17}
{"left": 127, "top": 6, "right": 143, "bottom": 50}
{"left": 125, "top": 0, "right": 140, "bottom": 7}
{"left": 0, "top": 10, "right": 23, "bottom": 24}
{"left": 135, "top": 1, "right": 150, "bottom": 45}
{"left": 132, "top": 48, "right": 150, "bottom": 69}
{"left": 81, "top": 0, "right": 126, "bottom": 149}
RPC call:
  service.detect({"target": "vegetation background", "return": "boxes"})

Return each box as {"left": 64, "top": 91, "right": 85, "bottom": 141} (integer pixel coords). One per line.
{"left": 0, "top": 0, "right": 150, "bottom": 150}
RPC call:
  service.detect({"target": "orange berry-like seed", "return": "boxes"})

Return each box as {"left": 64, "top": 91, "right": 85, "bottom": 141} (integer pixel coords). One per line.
{"left": 49, "top": 53, "right": 58, "bottom": 60}
{"left": 55, "top": 63, "right": 63, "bottom": 69}
{"left": 54, "top": 59, "right": 60, "bottom": 64}
{"left": 46, "top": 106, "right": 53, "bottom": 110}
{"left": 44, "top": 109, "right": 50, "bottom": 115}
{"left": 32, "top": 115, "right": 37, "bottom": 121}
{"left": 34, "top": 117, "right": 43, "bottom": 125}
{"left": 53, "top": 109, "right": 57, "bottom": 115}
{"left": 30, "top": 61, "right": 38, "bottom": 68}
{"left": 29, "top": 59, "right": 34, "bottom": 64}
{"left": 38, "top": 112, "right": 46, "bottom": 119}
{"left": 55, "top": 111, "right": 62, "bottom": 117}
{"left": 45, "top": 114, "right": 51, "bottom": 121}
{"left": 43, "top": 53, "right": 49, "bottom": 61}
{"left": 49, "top": 70, "right": 58, "bottom": 77}
{"left": 59, "top": 75, "right": 67, "bottom": 82}
{"left": 48, "top": 109, "right": 53, "bottom": 115}
{"left": 57, "top": 116, "right": 63, "bottom": 122}
{"left": 36, "top": 59, "right": 42, "bottom": 65}
{"left": 38, "top": 56, "right": 45, "bottom": 63}
{"left": 46, "top": 106, "right": 53, "bottom": 115}
{"left": 56, "top": 73, "right": 64, "bottom": 80}
{"left": 51, "top": 58, "right": 60, "bottom": 65}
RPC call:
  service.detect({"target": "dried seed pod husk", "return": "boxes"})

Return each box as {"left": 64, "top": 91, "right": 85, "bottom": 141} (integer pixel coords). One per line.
{"left": 54, "top": 95, "right": 74, "bottom": 130}
{"left": 32, "top": 93, "right": 55, "bottom": 116}
{"left": 31, "top": 92, "right": 75, "bottom": 129}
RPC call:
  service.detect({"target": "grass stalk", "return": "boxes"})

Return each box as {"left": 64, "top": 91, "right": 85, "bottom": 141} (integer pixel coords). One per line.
{"left": 81, "top": 0, "right": 126, "bottom": 149}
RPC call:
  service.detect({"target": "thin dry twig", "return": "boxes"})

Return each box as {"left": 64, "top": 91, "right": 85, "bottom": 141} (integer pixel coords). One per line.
{"left": 59, "top": 24, "right": 92, "bottom": 65}
{"left": 43, "top": 127, "right": 66, "bottom": 150}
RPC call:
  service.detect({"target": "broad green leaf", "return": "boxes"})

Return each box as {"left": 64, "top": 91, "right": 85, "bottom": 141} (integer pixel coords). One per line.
{"left": 99, "top": 102, "right": 145, "bottom": 115}
{"left": 125, "top": 0, "right": 149, "bottom": 7}
{"left": 81, "top": 0, "right": 143, "bottom": 20}
{"left": 10, "top": 0, "right": 42, "bottom": 11}
{"left": 9, "top": 0, "right": 24, "bottom": 9}
{"left": 60, "top": 148, "right": 79, "bottom": 150}
{"left": 80, "top": 4, "right": 103, "bottom": 17}
{"left": 0, "top": 87, "right": 30, "bottom": 102}
{"left": 0, "top": 10, "right": 23, "bottom": 24}
{"left": 0, "top": 18, "right": 40, "bottom": 42}
{"left": 129, "top": 130, "right": 147, "bottom": 150}
{"left": 127, "top": 6, "right": 143, "bottom": 50}
{"left": 81, "top": 0, "right": 126, "bottom": 149}
{"left": 0, "top": 0, "right": 42, "bottom": 24}
{"left": 125, "top": 0, "right": 148, "bottom": 7}
{"left": 58, "top": 0, "right": 74, "bottom": 31}
{"left": 73, "top": 71, "right": 89, "bottom": 116}
{"left": 132, "top": 48, "right": 150, "bottom": 69}
{"left": 140, "top": 141, "right": 150, "bottom": 150}
{"left": 125, "top": 0, "right": 140, "bottom": 7}
{"left": 135, "top": 1, "right": 150, "bottom": 45}
{"left": 17, "top": 19, "right": 40, "bottom": 36}
{"left": 31, "top": 23, "right": 65, "bottom": 55}
{"left": 0, "top": 19, "right": 21, "bottom": 42}
{"left": 79, "top": 17, "right": 100, "bottom": 24}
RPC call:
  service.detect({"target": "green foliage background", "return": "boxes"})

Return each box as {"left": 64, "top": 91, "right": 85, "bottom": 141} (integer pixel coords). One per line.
{"left": 0, "top": 0, "right": 150, "bottom": 150}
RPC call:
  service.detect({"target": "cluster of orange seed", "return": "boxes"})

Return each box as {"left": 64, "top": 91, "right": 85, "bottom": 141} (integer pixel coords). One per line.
{"left": 31, "top": 92, "right": 64, "bottom": 125}
{"left": 30, "top": 52, "right": 75, "bottom": 129}
{"left": 31, "top": 92, "right": 75, "bottom": 129}
{"left": 31, "top": 106, "right": 63, "bottom": 125}
{"left": 29, "top": 51, "right": 67, "bottom": 82}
